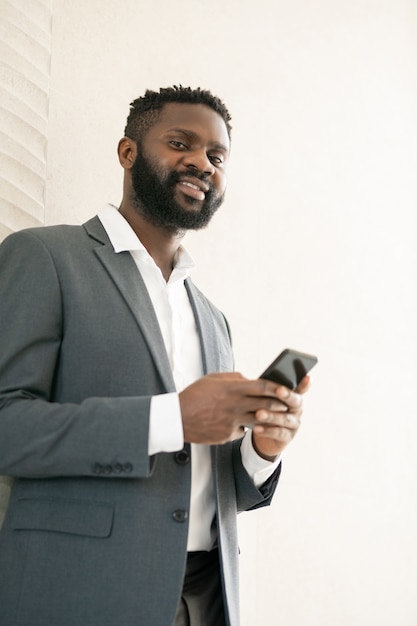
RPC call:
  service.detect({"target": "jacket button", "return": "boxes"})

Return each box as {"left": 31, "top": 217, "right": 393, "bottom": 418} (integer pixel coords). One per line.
{"left": 172, "top": 509, "right": 188, "bottom": 523}
{"left": 123, "top": 463, "right": 133, "bottom": 473}
{"left": 175, "top": 450, "right": 190, "bottom": 465}
{"left": 93, "top": 463, "right": 104, "bottom": 474}
{"left": 103, "top": 465, "right": 113, "bottom": 474}
{"left": 113, "top": 463, "right": 123, "bottom": 473}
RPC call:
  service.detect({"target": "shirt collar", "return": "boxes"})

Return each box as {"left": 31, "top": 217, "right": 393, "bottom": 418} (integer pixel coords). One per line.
{"left": 97, "top": 203, "right": 195, "bottom": 272}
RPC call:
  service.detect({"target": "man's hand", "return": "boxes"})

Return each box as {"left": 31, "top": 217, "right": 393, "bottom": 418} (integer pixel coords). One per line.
{"left": 178, "top": 372, "right": 310, "bottom": 447}
{"left": 251, "top": 375, "right": 311, "bottom": 460}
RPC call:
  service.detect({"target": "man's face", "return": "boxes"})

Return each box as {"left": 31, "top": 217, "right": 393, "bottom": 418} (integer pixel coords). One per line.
{"left": 130, "top": 103, "right": 230, "bottom": 233}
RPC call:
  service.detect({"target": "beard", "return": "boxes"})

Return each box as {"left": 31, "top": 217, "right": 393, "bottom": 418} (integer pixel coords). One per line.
{"left": 130, "top": 146, "right": 225, "bottom": 233}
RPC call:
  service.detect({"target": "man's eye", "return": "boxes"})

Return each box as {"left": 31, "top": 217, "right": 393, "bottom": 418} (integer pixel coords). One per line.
{"left": 209, "top": 155, "right": 223, "bottom": 165}
{"left": 169, "top": 141, "right": 187, "bottom": 149}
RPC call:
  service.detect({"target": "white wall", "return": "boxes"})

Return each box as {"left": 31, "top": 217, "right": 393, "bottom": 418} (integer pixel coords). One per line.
{"left": 1, "top": 0, "right": 417, "bottom": 624}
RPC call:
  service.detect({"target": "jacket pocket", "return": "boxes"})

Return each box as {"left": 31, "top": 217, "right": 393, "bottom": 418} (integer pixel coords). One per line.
{"left": 10, "top": 496, "right": 114, "bottom": 537}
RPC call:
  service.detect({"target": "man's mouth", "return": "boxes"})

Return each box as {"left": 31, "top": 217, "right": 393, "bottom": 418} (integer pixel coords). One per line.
{"left": 177, "top": 177, "right": 209, "bottom": 201}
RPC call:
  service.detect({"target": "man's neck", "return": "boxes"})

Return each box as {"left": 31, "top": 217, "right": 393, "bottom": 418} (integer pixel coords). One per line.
{"left": 118, "top": 202, "right": 184, "bottom": 281}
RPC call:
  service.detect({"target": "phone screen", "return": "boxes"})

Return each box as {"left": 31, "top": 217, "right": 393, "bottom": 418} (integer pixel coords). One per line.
{"left": 259, "top": 349, "right": 318, "bottom": 389}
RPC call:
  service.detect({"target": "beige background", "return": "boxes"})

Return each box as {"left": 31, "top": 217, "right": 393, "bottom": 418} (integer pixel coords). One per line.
{"left": 1, "top": 0, "right": 417, "bottom": 624}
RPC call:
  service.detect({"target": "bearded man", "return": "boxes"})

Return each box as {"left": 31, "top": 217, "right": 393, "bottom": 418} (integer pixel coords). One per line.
{"left": 0, "top": 86, "right": 309, "bottom": 626}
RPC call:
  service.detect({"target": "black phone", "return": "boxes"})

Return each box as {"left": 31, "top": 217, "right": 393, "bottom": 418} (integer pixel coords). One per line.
{"left": 259, "top": 348, "right": 318, "bottom": 389}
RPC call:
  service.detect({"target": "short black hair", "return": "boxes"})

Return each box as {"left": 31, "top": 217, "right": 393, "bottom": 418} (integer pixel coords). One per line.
{"left": 124, "top": 85, "right": 232, "bottom": 143}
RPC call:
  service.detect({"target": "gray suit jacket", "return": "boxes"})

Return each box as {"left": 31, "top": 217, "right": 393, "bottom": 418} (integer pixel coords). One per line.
{"left": 0, "top": 217, "right": 280, "bottom": 626}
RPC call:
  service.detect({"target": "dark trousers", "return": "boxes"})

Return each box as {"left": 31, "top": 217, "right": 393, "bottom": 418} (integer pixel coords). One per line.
{"left": 173, "top": 549, "right": 227, "bottom": 626}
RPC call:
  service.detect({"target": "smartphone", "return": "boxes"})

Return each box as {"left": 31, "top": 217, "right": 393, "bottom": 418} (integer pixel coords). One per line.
{"left": 259, "top": 348, "right": 318, "bottom": 389}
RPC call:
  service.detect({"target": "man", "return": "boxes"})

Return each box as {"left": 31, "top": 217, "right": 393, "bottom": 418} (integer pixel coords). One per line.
{"left": 0, "top": 86, "right": 309, "bottom": 626}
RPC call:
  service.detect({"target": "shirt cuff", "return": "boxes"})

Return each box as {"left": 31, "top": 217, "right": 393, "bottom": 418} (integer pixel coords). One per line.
{"left": 240, "top": 430, "right": 282, "bottom": 488}
{"left": 149, "top": 393, "right": 184, "bottom": 455}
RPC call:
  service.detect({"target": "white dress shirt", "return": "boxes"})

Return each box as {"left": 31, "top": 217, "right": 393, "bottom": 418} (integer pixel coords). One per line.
{"left": 98, "top": 204, "right": 279, "bottom": 550}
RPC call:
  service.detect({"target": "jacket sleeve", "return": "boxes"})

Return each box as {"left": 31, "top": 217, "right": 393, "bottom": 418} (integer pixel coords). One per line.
{"left": 231, "top": 439, "right": 281, "bottom": 513}
{"left": 0, "top": 230, "right": 154, "bottom": 479}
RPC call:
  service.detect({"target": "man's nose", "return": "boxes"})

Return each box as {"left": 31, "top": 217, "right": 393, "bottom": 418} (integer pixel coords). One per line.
{"left": 183, "top": 150, "right": 215, "bottom": 176}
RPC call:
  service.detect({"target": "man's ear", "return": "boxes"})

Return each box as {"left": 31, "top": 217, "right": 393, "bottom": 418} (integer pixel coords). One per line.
{"left": 118, "top": 137, "right": 137, "bottom": 169}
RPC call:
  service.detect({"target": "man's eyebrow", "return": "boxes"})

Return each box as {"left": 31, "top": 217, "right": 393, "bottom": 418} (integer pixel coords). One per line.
{"left": 166, "top": 128, "right": 229, "bottom": 153}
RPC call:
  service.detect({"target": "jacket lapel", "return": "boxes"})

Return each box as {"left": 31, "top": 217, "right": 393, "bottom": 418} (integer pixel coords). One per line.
{"left": 185, "top": 279, "right": 221, "bottom": 376}
{"left": 83, "top": 217, "right": 176, "bottom": 393}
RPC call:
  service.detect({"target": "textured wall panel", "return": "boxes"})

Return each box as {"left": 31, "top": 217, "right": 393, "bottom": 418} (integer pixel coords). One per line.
{"left": 0, "top": 0, "right": 52, "bottom": 241}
